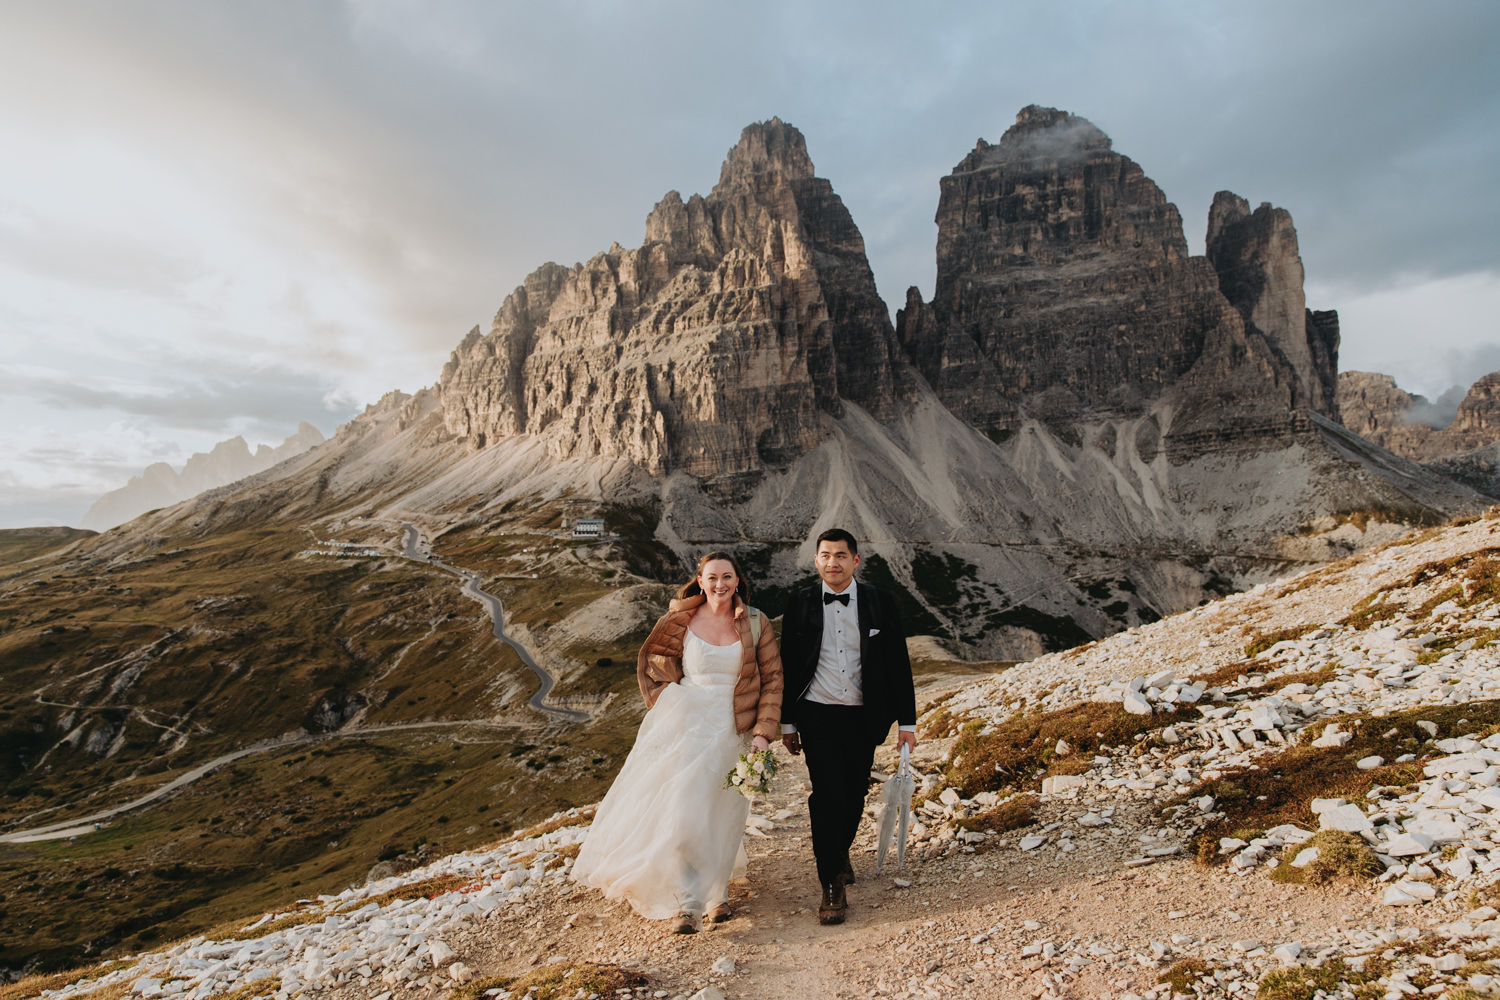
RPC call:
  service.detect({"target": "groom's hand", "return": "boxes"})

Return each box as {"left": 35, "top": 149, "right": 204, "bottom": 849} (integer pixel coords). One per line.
{"left": 782, "top": 732, "right": 802, "bottom": 755}
{"left": 897, "top": 729, "right": 917, "bottom": 752}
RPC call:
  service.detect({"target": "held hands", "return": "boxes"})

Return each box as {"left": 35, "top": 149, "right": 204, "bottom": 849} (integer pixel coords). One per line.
{"left": 751, "top": 735, "right": 770, "bottom": 753}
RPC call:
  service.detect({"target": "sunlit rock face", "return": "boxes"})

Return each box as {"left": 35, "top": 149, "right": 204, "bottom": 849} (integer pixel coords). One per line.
{"left": 897, "top": 105, "right": 1338, "bottom": 459}
{"left": 439, "top": 118, "right": 913, "bottom": 485}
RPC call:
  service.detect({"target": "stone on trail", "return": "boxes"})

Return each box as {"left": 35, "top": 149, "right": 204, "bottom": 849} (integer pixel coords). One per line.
{"left": 1271, "top": 942, "right": 1303, "bottom": 964}
{"left": 1383, "top": 886, "right": 1422, "bottom": 906}
{"left": 427, "top": 941, "right": 454, "bottom": 967}
{"left": 1289, "top": 847, "right": 1320, "bottom": 868}
{"left": 1356, "top": 755, "right": 1384, "bottom": 770}
{"left": 1384, "top": 832, "right": 1435, "bottom": 856}
{"left": 690, "top": 989, "right": 727, "bottom": 1000}
{"left": 1265, "top": 824, "right": 1315, "bottom": 844}
{"left": 1019, "top": 835, "right": 1047, "bottom": 851}
{"left": 1042, "top": 774, "right": 1086, "bottom": 795}
{"left": 447, "top": 962, "right": 473, "bottom": 984}
{"left": 1122, "top": 690, "right": 1152, "bottom": 715}
{"left": 1393, "top": 879, "right": 1437, "bottom": 901}
{"left": 1317, "top": 803, "right": 1373, "bottom": 833}
{"left": 710, "top": 956, "right": 736, "bottom": 976}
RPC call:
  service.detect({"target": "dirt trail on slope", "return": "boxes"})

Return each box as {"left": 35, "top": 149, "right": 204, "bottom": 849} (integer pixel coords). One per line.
{"left": 453, "top": 740, "right": 1360, "bottom": 1000}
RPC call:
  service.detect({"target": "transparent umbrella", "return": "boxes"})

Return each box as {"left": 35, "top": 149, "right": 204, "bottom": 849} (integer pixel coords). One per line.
{"left": 875, "top": 743, "right": 915, "bottom": 874}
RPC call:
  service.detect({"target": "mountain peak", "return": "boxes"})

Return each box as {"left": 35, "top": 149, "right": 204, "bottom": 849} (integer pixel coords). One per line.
{"left": 715, "top": 117, "right": 815, "bottom": 192}
{"left": 958, "top": 105, "right": 1112, "bottom": 173}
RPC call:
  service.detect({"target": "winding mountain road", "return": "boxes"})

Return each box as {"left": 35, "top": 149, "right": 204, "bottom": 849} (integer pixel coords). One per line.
{"left": 0, "top": 718, "right": 527, "bottom": 844}
{"left": 400, "top": 522, "right": 588, "bottom": 724}
{"left": 0, "top": 524, "right": 587, "bottom": 844}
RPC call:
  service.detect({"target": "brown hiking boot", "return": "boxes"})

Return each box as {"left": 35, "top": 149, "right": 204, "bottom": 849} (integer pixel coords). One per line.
{"left": 818, "top": 881, "right": 847, "bottom": 925}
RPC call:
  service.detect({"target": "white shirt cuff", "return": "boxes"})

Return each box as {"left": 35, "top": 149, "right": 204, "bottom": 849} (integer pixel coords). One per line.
{"left": 899, "top": 725, "right": 915, "bottom": 733}
{"left": 781, "top": 724, "right": 798, "bottom": 734}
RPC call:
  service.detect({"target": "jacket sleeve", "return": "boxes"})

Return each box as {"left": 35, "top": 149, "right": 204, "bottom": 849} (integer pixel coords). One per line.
{"left": 882, "top": 591, "right": 918, "bottom": 727}
{"left": 636, "top": 612, "right": 682, "bottom": 708}
{"left": 751, "top": 614, "right": 784, "bottom": 741}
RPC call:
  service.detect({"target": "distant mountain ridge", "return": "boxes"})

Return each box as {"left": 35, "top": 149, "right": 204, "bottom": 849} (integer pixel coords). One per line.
{"left": 1338, "top": 370, "right": 1500, "bottom": 461}
{"left": 80, "top": 422, "right": 325, "bottom": 531}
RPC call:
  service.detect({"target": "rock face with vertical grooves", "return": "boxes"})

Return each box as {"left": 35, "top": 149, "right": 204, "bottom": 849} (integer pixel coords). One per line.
{"left": 1206, "top": 192, "right": 1341, "bottom": 420}
{"left": 896, "top": 105, "right": 1339, "bottom": 458}
{"left": 438, "top": 119, "right": 913, "bottom": 488}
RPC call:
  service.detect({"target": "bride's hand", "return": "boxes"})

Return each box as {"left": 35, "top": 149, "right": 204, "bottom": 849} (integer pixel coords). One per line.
{"left": 750, "top": 735, "right": 769, "bottom": 753}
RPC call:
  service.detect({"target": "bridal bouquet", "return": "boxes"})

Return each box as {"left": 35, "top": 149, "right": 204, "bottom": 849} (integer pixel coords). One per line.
{"left": 725, "top": 749, "right": 778, "bottom": 799}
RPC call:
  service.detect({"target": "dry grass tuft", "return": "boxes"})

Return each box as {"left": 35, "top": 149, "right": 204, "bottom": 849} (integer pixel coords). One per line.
{"left": 0, "top": 962, "right": 136, "bottom": 1000}
{"left": 453, "top": 963, "right": 646, "bottom": 1000}
{"left": 213, "top": 980, "right": 283, "bottom": 1000}
{"left": 369, "top": 873, "right": 479, "bottom": 907}
{"left": 545, "top": 843, "right": 581, "bottom": 870}
{"left": 505, "top": 808, "right": 595, "bottom": 845}
{"left": 1255, "top": 959, "right": 1370, "bottom": 1000}
{"left": 1244, "top": 624, "right": 1321, "bottom": 659}
{"left": 944, "top": 702, "right": 1193, "bottom": 798}
{"left": 1269, "top": 831, "right": 1383, "bottom": 885}
{"left": 1181, "top": 700, "right": 1500, "bottom": 863}
{"left": 204, "top": 908, "right": 322, "bottom": 943}
{"left": 1157, "top": 958, "right": 1212, "bottom": 994}
{"left": 956, "top": 794, "right": 1039, "bottom": 833}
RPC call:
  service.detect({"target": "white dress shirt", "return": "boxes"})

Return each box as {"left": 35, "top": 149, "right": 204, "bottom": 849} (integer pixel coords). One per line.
{"left": 806, "top": 581, "right": 862, "bottom": 706}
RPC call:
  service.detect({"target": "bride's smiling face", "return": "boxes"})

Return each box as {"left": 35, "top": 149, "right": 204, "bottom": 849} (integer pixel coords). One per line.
{"left": 697, "top": 559, "right": 739, "bottom": 608}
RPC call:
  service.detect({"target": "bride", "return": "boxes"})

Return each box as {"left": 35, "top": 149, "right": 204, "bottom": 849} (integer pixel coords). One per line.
{"left": 572, "top": 552, "right": 783, "bottom": 933}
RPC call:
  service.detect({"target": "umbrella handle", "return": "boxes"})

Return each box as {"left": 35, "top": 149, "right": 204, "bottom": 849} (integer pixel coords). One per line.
{"left": 898, "top": 741, "right": 910, "bottom": 778}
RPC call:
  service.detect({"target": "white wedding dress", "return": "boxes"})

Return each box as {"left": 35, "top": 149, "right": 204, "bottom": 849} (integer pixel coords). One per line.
{"left": 572, "top": 630, "right": 751, "bottom": 918}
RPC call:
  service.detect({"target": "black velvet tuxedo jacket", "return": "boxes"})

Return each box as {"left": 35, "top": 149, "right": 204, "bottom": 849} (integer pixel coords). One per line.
{"left": 779, "top": 581, "right": 917, "bottom": 747}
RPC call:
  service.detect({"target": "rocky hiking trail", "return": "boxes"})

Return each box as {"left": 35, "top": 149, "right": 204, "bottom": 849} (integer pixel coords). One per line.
{"left": 24, "top": 511, "right": 1500, "bottom": 1000}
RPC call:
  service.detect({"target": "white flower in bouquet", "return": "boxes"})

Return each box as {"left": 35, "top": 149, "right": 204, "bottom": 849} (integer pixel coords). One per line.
{"left": 724, "top": 749, "right": 778, "bottom": 799}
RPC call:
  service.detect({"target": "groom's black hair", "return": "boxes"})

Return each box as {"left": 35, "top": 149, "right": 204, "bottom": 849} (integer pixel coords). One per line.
{"left": 815, "top": 527, "right": 859, "bottom": 554}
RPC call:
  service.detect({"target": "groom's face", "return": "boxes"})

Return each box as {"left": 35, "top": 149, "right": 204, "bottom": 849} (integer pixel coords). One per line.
{"left": 815, "top": 540, "right": 860, "bottom": 592}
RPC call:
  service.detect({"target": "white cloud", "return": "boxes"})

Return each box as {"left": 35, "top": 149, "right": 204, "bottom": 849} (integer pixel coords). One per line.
{"left": 1326, "top": 271, "right": 1500, "bottom": 399}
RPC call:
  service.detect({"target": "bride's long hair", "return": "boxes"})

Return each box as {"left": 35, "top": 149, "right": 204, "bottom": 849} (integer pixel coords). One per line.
{"left": 677, "top": 550, "right": 749, "bottom": 602}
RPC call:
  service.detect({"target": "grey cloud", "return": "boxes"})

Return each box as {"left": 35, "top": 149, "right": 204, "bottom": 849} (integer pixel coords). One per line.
{"left": 1406, "top": 385, "right": 1468, "bottom": 430}
{"left": 0, "top": 364, "right": 356, "bottom": 440}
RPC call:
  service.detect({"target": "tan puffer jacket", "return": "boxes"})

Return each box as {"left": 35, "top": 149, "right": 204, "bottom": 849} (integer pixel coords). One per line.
{"left": 637, "top": 593, "right": 784, "bottom": 741}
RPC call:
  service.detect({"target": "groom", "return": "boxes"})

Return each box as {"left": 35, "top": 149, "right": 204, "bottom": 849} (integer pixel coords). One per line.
{"left": 780, "top": 528, "right": 917, "bottom": 925}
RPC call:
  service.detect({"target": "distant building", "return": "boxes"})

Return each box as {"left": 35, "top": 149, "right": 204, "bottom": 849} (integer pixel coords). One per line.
{"left": 572, "top": 518, "right": 605, "bottom": 538}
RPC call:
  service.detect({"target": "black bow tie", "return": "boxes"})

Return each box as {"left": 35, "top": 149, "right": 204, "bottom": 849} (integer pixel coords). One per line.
{"left": 823, "top": 591, "right": 850, "bottom": 606}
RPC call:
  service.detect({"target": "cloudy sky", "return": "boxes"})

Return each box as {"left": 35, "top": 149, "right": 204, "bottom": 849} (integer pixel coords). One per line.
{"left": 3, "top": 1, "right": 1497, "bottom": 528}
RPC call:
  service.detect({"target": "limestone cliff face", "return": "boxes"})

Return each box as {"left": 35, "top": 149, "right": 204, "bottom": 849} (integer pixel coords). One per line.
{"left": 1339, "top": 370, "right": 1500, "bottom": 461}
{"left": 1206, "top": 192, "right": 1340, "bottom": 419}
{"left": 896, "top": 106, "right": 1333, "bottom": 458}
{"left": 439, "top": 119, "right": 912, "bottom": 482}
{"left": 1336, "top": 371, "right": 1436, "bottom": 457}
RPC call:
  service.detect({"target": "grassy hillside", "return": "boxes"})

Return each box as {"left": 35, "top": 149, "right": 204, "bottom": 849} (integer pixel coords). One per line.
{"left": 0, "top": 503, "right": 676, "bottom": 974}
{"left": 0, "top": 528, "right": 96, "bottom": 569}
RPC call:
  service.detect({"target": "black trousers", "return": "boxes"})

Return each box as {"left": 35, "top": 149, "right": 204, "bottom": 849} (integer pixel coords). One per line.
{"left": 798, "top": 700, "right": 876, "bottom": 888}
